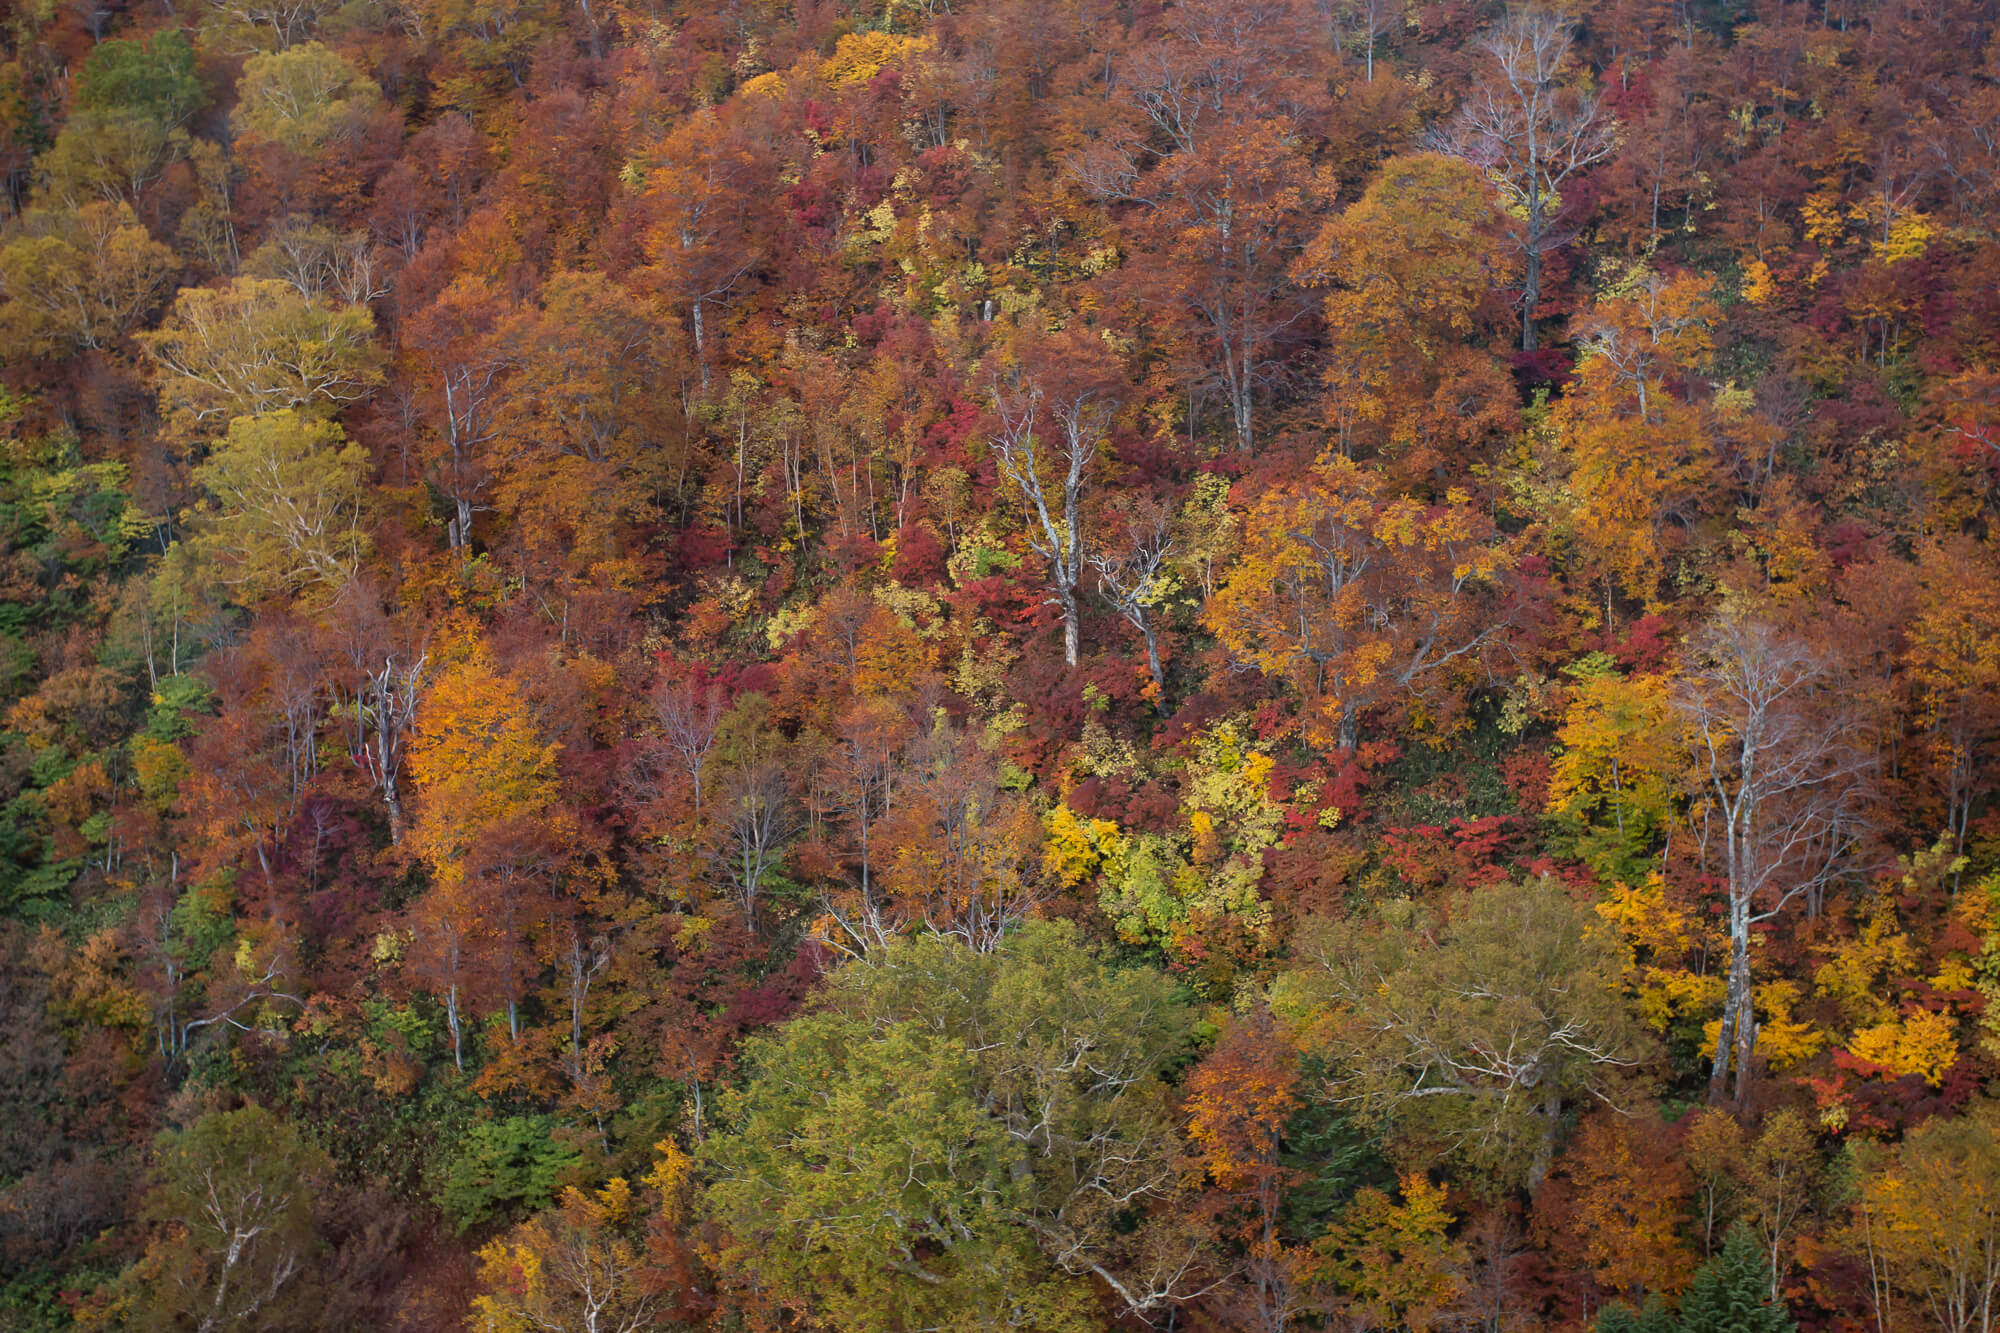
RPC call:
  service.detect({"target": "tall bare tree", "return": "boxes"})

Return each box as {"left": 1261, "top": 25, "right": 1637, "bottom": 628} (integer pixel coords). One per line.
{"left": 989, "top": 330, "right": 1125, "bottom": 668}
{"left": 1428, "top": 10, "right": 1617, "bottom": 351}
{"left": 1675, "top": 614, "right": 1871, "bottom": 1107}
{"left": 1090, "top": 496, "right": 1177, "bottom": 702}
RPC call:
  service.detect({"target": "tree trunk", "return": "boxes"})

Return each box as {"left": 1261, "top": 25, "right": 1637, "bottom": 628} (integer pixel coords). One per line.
{"left": 1708, "top": 915, "right": 1754, "bottom": 1105}
{"left": 1521, "top": 242, "right": 1542, "bottom": 352}
{"left": 691, "top": 298, "right": 710, "bottom": 391}
{"left": 446, "top": 983, "right": 463, "bottom": 1073}
{"left": 1521, "top": 187, "right": 1546, "bottom": 352}
{"left": 382, "top": 783, "right": 404, "bottom": 845}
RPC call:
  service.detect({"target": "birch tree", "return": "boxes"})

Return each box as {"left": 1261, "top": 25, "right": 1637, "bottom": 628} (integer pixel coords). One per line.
{"left": 989, "top": 330, "right": 1125, "bottom": 669}
{"left": 1428, "top": 10, "right": 1617, "bottom": 351}
{"left": 1675, "top": 614, "right": 1870, "bottom": 1107}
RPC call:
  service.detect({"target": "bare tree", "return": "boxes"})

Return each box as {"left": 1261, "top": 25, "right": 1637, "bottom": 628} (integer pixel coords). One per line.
{"left": 714, "top": 760, "right": 801, "bottom": 934}
{"left": 1090, "top": 497, "right": 1176, "bottom": 702}
{"left": 356, "top": 651, "right": 425, "bottom": 844}
{"left": 652, "top": 674, "right": 724, "bottom": 812}
{"left": 1325, "top": 0, "right": 1402, "bottom": 81}
{"left": 1428, "top": 10, "right": 1617, "bottom": 351}
{"left": 1676, "top": 614, "right": 1871, "bottom": 1107}
{"left": 322, "top": 580, "right": 425, "bottom": 843}
{"left": 990, "top": 334, "right": 1124, "bottom": 668}
{"left": 876, "top": 718, "right": 1045, "bottom": 954}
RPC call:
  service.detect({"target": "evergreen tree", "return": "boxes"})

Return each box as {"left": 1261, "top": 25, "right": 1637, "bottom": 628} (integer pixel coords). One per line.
{"left": 1674, "top": 1227, "right": 1796, "bottom": 1333}
{"left": 1595, "top": 1297, "right": 1678, "bottom": 1333}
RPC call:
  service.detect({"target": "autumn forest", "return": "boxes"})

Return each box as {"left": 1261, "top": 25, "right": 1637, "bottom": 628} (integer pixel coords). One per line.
{"left": 1, "top": 0, "right": 1999, "bottom": 1326}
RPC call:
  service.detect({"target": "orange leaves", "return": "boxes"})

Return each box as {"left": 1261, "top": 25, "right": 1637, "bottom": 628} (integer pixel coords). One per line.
{"left": 1554, "top": 271, "right": 1725, "bottom": 604}
{"left": 1204, "top": 454, "right": 1513, "bottom": 750}
{"left": 1301, "top": 154, "right": 1516, "bottom": 462}
{"left": 408, "top": 648, "right": 562, "bottom": 887}
{"left": 1185, "top": 1020, "right": 1301, "bottom": 1195}
{"left": 1540, "top": 1113, "right": 1697, "bottom": 1299}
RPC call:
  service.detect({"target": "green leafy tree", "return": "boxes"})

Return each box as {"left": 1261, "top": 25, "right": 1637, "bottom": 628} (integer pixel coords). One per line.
{"left": 702, "top": 921, "right": 1202, "bottom": 1329}
{"left": 77, "top": 31, "right": 204, "bottom": 128}
{"left": 440, "top": 1114, "right": 584, "bottom": 1233}
{"left": 187, "top": 409, "right": 370, "bottom": 602}
{"left": 32, "top": 114, "right": 187, "bottom": 208}
{"left": 1594, "top": 1297, "right": 1679, "bottom": 1333}
{"left": 116, "top": 1104, "right": 331, "bottom": 1332}
{"left": 140, "top": 277, "right": 381, "bottom": 432}
{"left": 1273, "top": 878, "right": 1650, "bottom": 1191}
{"left": 232, "top": 42, "right": 381, "bottom": 156}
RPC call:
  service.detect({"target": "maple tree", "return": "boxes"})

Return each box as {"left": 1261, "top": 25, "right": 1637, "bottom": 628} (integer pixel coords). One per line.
{"left": 1297, "top": 152, "right": 1514, "bottom": 465}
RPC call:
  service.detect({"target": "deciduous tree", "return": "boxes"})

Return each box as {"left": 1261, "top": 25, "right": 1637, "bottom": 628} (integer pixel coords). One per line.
{"left": 1675, "top": 614, "right": 1871, "bottom": 1106}
{"left": 1205, "top": 454, "right": 1513, "bottom": 752}
{"left": 1274, "top": 878, "right": 1647, "bottom": 1190}
{"left": 187, "top": 410, "right": 370, "bottom": 602}
{"left": 1429, "top": 10, "right": 1618, "bottom": 350}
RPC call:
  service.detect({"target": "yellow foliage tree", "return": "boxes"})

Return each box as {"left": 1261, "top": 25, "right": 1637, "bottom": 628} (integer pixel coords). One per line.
{"left": 1846, "top": 1009, "right": 1959, "bottom": 1086}
{"left": 409, "top": 649, "right": 562, "bottom": 887}
{"left": 469, "top": 1178, "right": 660, "bottom": 1333}
{"left": 1314, "top": 1174, "right": 1466, "bottom": 1333}
{"left": 1549, "top": 657, "right": 1682, "bottom": 880}
{"left": 1042, "top": 803, "right": 1123, "bottom": 890}
{"left": 1855, "top": 1100, "right": 2000, "bottom": 1333}
{"left": 1595, "top": 873, "right": 1722, "bottom": 1045}
{"left": 1553, "top": 272, "right": 1723, "bottom": 605}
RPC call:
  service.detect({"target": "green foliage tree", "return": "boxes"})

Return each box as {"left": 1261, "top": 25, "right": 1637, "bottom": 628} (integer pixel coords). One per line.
{"left": 1273, "top": 878, "right": 1650, "bottom": 1191}
{"left": 140, "top": 277, "right": 381, "bottom": 432}
{"left": 1673, "top": 1227, "right": 1797, "bottom": 1333}
{"left": 232, "top": 42, "right": 381, "bottom": 156}
{"left": 32, "top": 115, "right": 186, "bottom": 208}
{"left": 76, "top": 31, "right": 204, "bottom": 128}
{"left": 187, "top": 409, "right": 370, "bottom": 602}
{"left": 1594, "top": 1297, "right": 1680, "bottom": 1333}
{"left": 124, "top": 1104, "right": 331, "bottom": 1332}
{"left": 703, "top": 920, "right": 1201, "bottom": 1329}
{"left": 440, "top": 1114, "right": 583, "bottom": 1233}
